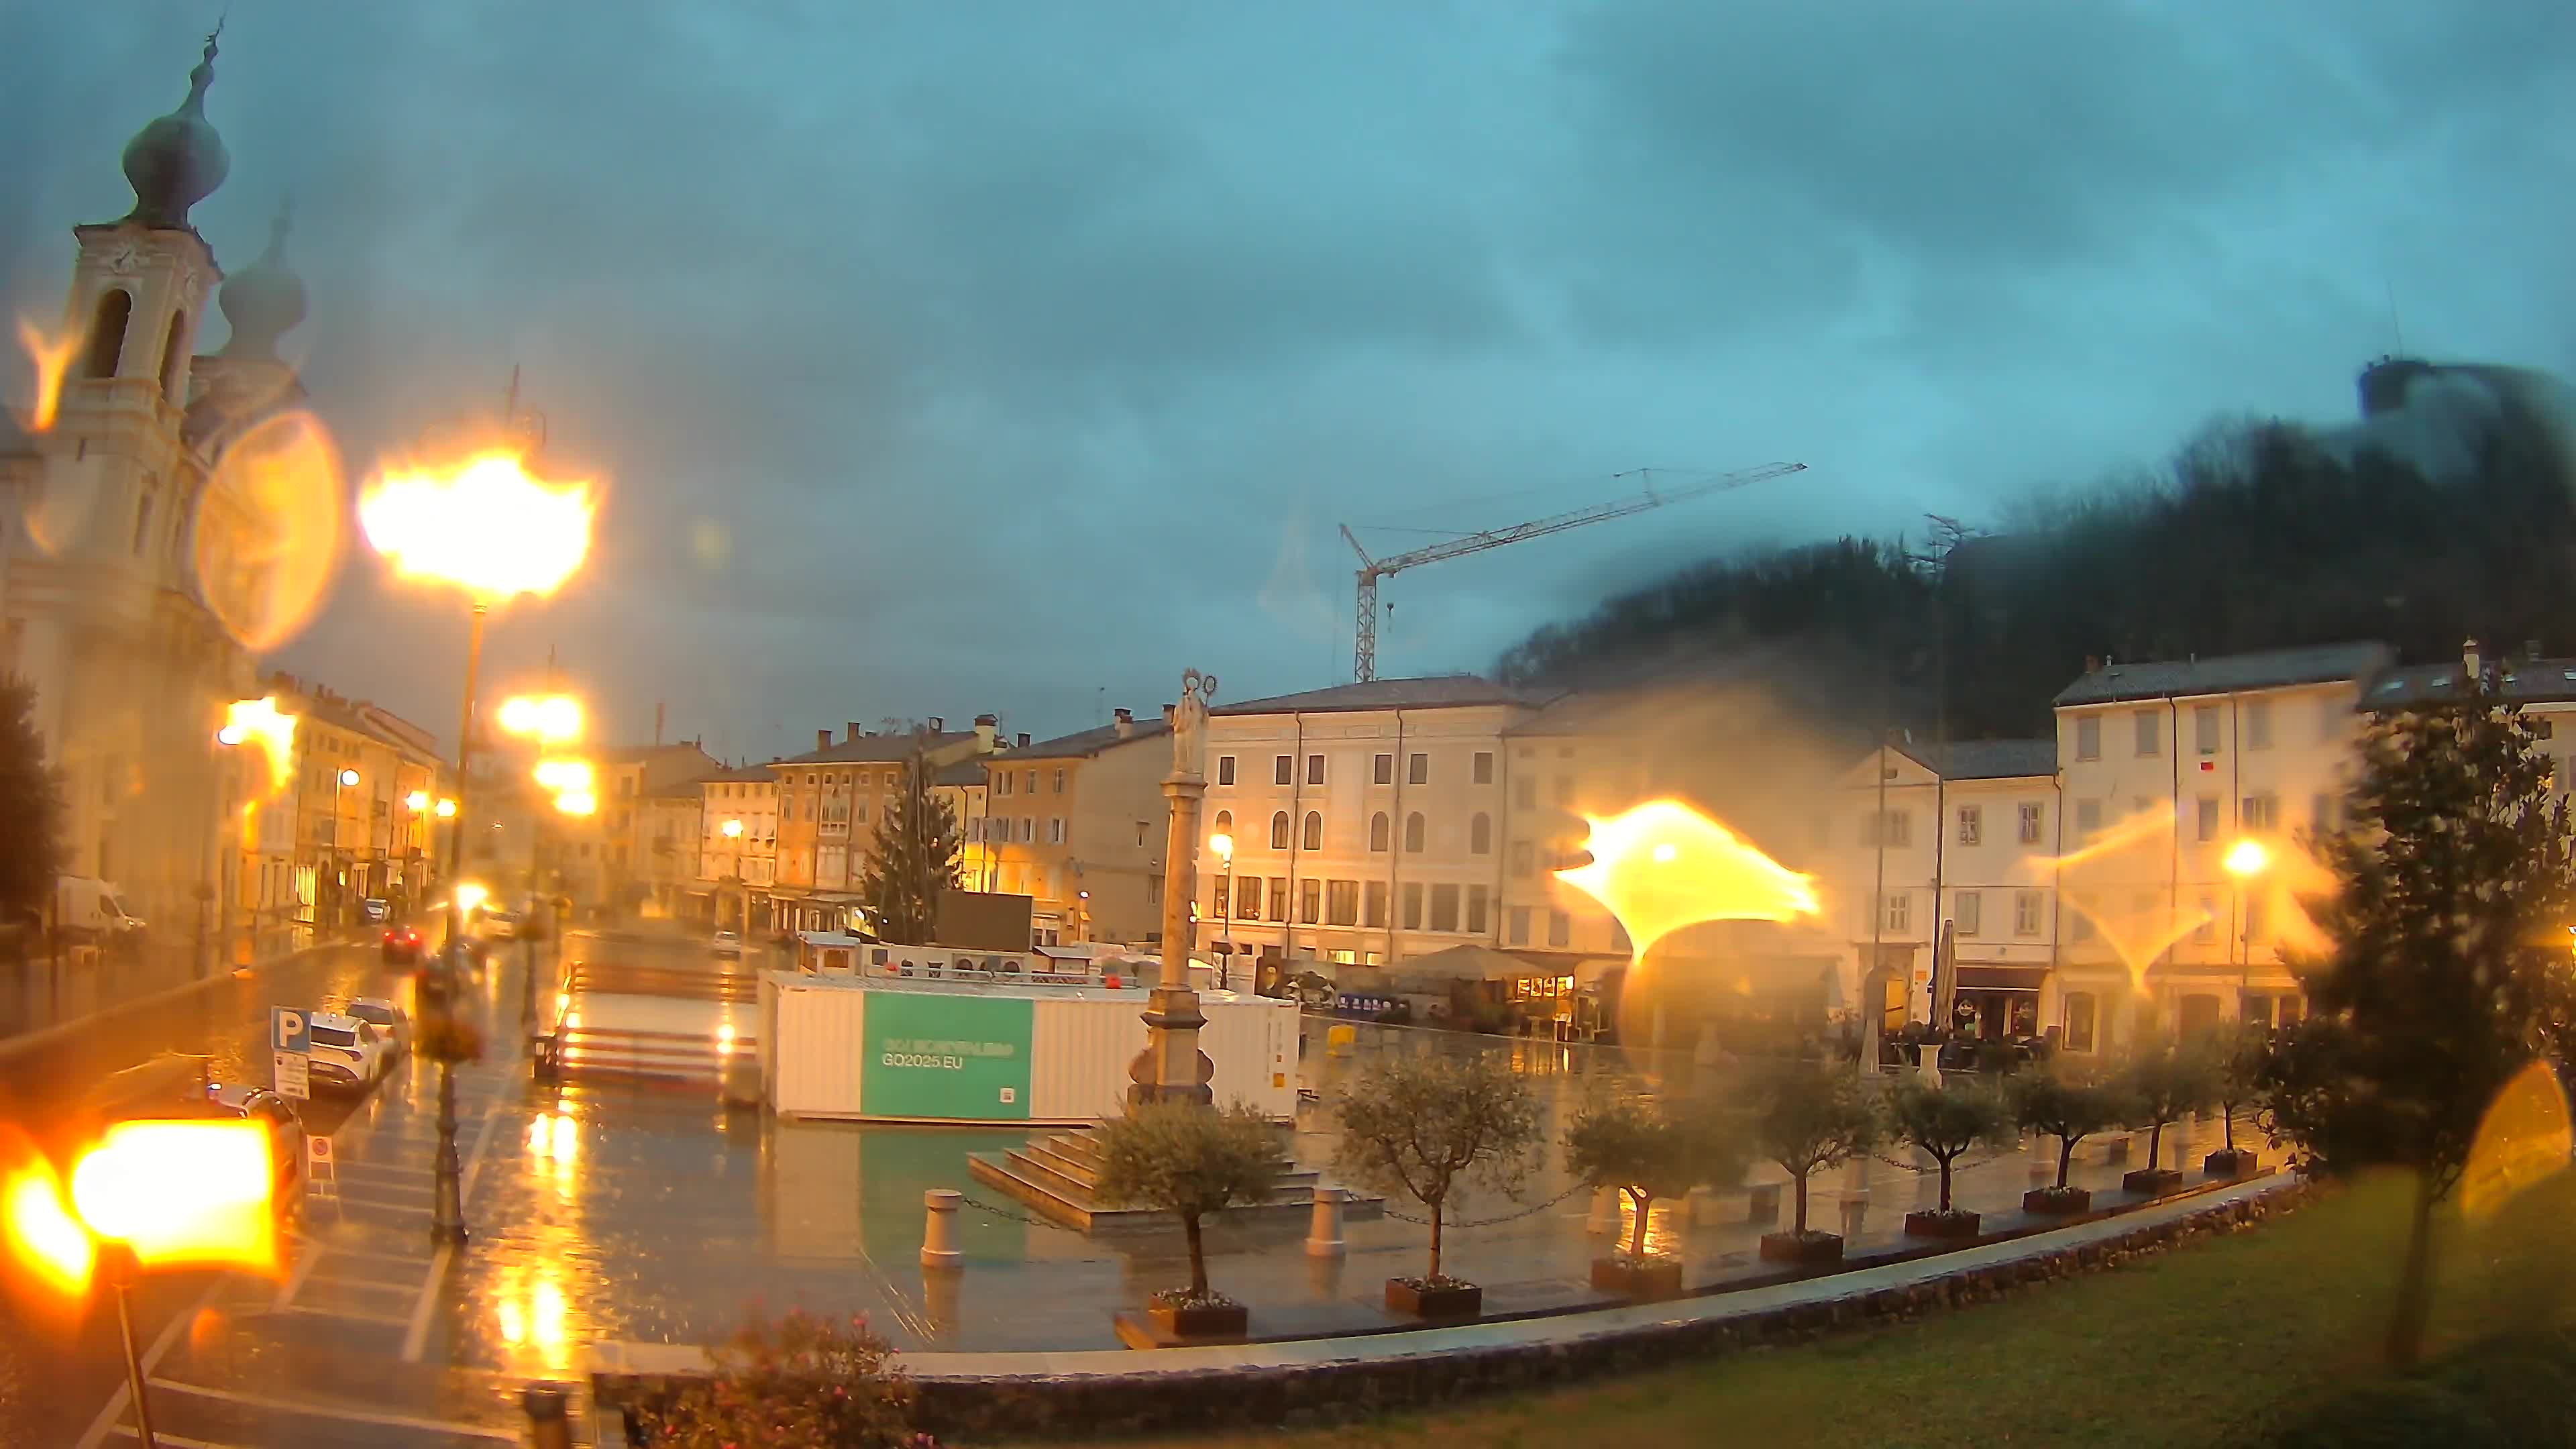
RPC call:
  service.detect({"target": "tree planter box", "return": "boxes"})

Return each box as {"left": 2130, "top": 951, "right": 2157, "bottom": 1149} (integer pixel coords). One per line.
{"left": 2122, "top": 1167, "right": 2185, "bottom": 1197}
{"left": 1114, "top": 1298, "right": 1249, "bottom": 1348}
{"left": 2023, "top": 1186, "right": 2091, "bottom": 1214}
{"left": 1757, "top": 1230, "right": 1845, "bottom": 1265}
{"left": 1384, "top": 1279, "right": 1482, "bottom": 1319}
{"left": 2204, "top": 1148, "right": 2257, "bottom": 1178}
{"left": 1903, "top": 1209, "right": 1982, "bottom": 1240}
{"left": 1589, "top": 1256, "right": 1684, "bottom": 1300}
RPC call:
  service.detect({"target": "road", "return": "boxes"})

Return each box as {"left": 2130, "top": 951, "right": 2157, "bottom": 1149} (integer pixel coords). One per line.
{"left": 0, "top": 922, "right": 548, "bottom": 1448}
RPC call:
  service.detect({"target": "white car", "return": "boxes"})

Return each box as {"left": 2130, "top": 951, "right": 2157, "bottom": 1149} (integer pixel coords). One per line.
{"left": 711, "top": 929, "right": 743, "bottom": 959}
{"left": 305, "top": 1012, "right": 391, "bottom": 1092}
{"left": 346, "top": 997, "right": 411, "bottom": 1059}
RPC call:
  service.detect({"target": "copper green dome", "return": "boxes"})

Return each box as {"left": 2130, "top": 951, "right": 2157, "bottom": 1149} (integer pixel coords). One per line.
{"left": 219, "top": 204, "right": 305, "bottom": 360}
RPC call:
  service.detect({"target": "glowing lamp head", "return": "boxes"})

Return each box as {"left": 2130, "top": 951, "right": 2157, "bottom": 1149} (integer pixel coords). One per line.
{"left": 721, "top": 818, "right": 744, "bottom": 839}
{"left": 215, "top": 724, "right": 246, "bottom": 746}
{"left": 359, "top": 449, "right": 595, "bottom": 602}
{"left": 498, "top": 694, "right": 583, "bottom": 745}
{"left": 2223, "top": 839, "right": 2271, "bottom": 877}
{"left": 435, "top": 798, "right": 458, "bottom": 818}
{"left": 555, "top": 790, "right": 596, "bottom": 817}
{"left": 64, "top": 1119, "right": 278, "bottom": 1274}
{"left": 1209, "top": 831, "right": 1233, "bottom": 860}
{"left": 337, "top": 768, "right": 360, "bottom": 788}
{"left": 1554, "top": 800, "right": 1819, "bottom": 961}
{"left": 406, "top": 790, "right": 430, "bottom": 812}
{"left": 455, "top": 882, "right": 490, "bottom": 915}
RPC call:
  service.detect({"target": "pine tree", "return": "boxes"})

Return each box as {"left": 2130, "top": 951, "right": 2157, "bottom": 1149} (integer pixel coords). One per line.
{"left": 2266, "top": 675, "right": 2576, "bottom": 1366}
{"left": 857, "top": 745, "right": 961, "bottom": 945}
{"left": 0, "top": 678, "right": 64, "bottom": 926}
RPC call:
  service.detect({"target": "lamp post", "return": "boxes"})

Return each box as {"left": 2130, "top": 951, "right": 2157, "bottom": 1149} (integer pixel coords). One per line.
{"left": 2224, "top": 837, "right": 2271, "bottom": 1007}
{"left": 500, "top": 695, "right": 585, "bottom": 1033}
{"left": 360, "top": 425, "right": 594, "bottom": 1250}
{"left": 1209, "top": 831, "right": 1234, "bottom": 991}
{"left": 333, "top": 768, "right": 359, "bottom": 928}
{"left": 720, "top": 818, "right": 745, "bottom": 931}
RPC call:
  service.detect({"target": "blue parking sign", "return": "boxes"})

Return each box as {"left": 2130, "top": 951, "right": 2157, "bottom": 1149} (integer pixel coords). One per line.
{"left": 272, "top": 1006, "right": 311, "bottom": 1054}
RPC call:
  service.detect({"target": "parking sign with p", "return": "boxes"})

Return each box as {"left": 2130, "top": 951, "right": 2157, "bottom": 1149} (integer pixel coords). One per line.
{"left": 272, "top": 1007, "right": 311, "bottom": 1054}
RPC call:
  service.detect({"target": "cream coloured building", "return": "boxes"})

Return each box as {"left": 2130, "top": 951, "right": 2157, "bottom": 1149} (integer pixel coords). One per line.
{"left": 975, "top": 709, "right": 1170, "bottom": 946}
{"left": 698, "top": 762, "right": 781, "bottom": 930}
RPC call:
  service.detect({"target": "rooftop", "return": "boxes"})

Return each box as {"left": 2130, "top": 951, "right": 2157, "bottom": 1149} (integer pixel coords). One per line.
{"left": 701, "top": 762, "right": 780, "bottom": 784}
{"left": 1213, "top": 675, "right": 1556, "bottom": 717}
{"left": 2365, "top": 653, "right": 2576, "bottom": 709}
{"left": 778, "top": 730, "right": 977, "bottom": 765}
{"left": 1890, "top": 738, "right": 2057, "bottom": 781}
{"left": 2052, "top": 643, "right": 2394, "bottom": 708}
{"left": 932, "top": 759, "right": 988, "bottom": 787}
{"left": 1002, "top": 717, "right": 1172, "bottom": 760}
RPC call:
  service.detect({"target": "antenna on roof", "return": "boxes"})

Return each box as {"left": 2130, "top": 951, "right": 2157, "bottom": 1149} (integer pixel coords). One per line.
{"left": 2383, "top": 279, "right": 2406, "bottom": 356}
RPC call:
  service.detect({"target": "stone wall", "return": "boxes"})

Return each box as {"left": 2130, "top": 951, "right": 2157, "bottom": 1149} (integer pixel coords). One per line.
{"left": 601, "top": 1181, "right": 2316, "bottom": 1442}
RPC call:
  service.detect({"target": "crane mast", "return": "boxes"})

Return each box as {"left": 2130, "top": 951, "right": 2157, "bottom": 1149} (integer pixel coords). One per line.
{"left": 1342, "top": 461, "right": 1808, "bottom": 682}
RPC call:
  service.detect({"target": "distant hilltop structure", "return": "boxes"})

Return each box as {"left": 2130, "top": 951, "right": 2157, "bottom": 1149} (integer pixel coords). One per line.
{"left": 2336, "top": 355, "right": 2576, "bottom": 486}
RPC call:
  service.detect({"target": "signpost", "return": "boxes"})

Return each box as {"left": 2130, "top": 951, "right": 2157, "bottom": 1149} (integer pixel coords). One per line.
{"left": 271, "top": 1006, "right": 311, "bottom": 1102}
{"left": 305, "top": 1134, "right": 337, "bottom": 1203}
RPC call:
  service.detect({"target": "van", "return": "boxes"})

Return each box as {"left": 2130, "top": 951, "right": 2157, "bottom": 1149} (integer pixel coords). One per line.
{"left": 56, "top": 876, "right": 145, "bottom": 941}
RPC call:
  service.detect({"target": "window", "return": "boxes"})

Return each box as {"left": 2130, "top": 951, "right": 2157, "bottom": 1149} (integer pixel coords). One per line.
{"left": 1301, "top": 811, "right": 1322, "bottom": 851}
{"left": 1373, "top": 753, "right": 1393, "bottom": 785}
{"left": 1472, "top": 751, "right": 1494, "bottom": 784}
{"left": 1552, "top": 774, "right": 1574, "bottom": 806}
{"left": 1548, "top": 910, "right": 1570, "bottom": 948}
{"left": 1401, "top": 882, "right": 1424, "bottom": 930}
{"left": 1882, "top": 892, "right": 1911, "bottom": 933}
{"left": 998, "top": 772, "right": 1014, "bottom": 797}
{"left": 1146, "top": 875, "right": 1161, "bottom": 906}
{"left": 2064, "top": 992, "right": 2098, "bottom": 1052}
{"left": 1403, "top": 812, "right": 1426, "bottom": 853}
{"left": 1236, "top": 876, "right": 1262, "bottom": 920}
{"left": 1217, "top": 755, "right": 1236, "bottom": 786}
{"left": 1509, "top": 840, "right": 1532, "bottom": 877}
{"left": 1268, "top": 877, "right": 1288, "bottom": 922}
{"left": 1270, "top": 811, "right": 1291, "bottom": 849}
{"left": 2076, "top": 799, "right": 2102, "bottom": 837}
{"left": 1213, "top": 808, "right": 1232, "bottom": 839}
{"left": 2245, "top": 896, "right": 2267, "bottom": 945}
{"left": 1368, "top": 812, "right": 1389, "bottom": 851}
{"left": 1137, "top": 820, "right": 1150, "bottom": 846}
{"left": 2243, "top": 792, "right": 2278, "bottom": 832}
{"left": 1507, "top": 905, "right": 1531, "bottom": 946}
{"left": 1407, "top": 753, "right": 1428, "bottom": 786}
{"left": 1307, "top": 754, "right": 1325, "bottom": 786}
{"left": 1513, "top": 776, "right": 1534, "bottom": 810}
{"left": 1466, "top": 884, "right": 1489, "bottom": 934}
{"left": 2076, "top": 716, "right": 2101, "bottom": 761}
{"left": 1327, "top": 879, "right": 1358, "bottom": 926}
{"left": 2196, "top": 796, "right": 2218, "bottom": 843}
{"left": 2018, "top": 801, "right": 2043, "bottom": 843}
{"left": 1024, "top": 769, "right": 1037, "bottom": 794}
{"left": 1364, "top": 880, "right": 1387, "bottom": 928}
{"left": 1212, "top": 878, "right": 1230, "bottom": 919}
{"left": 1053, "top": 768, "right": 1067, "bottom": 793}
{"left": 1299, "top": 878, "right": 1321, "bottom": 924}
{"left": 1956, "top": 805, "right": 1981, "bottom": 846}
{"left": 1020, "top": 816, "right": 1036, "bottom": 843}
{"left": 1470, "top": 812, "right": 1492, "bottom": 855}
{"left": 2194, "top": 705, "right": 2219, "bottom": 755}
{"left": 2245, "top": 699, "right": 2272, "bottom": 750}
{"left": 2014, "top": 890, "right": 2043, "bottom": 936}
{"left": 1274, "top": 755, "right": 1293, "bottom": 786}
{"left": 1048, "top": 817, "right": 1065, "bottom": 845}
{"left": 85, "top": 288, "right": 130, "bottom": 378}
{"left": 1862, "top": 810, "right": 1913, "bottom": 848}
{"left": 2194, "top": 893, "right": 2217, "bottom": 943}
{"left": 2135, "top": 708, "right": 2160, "bottom": 757}
{"left": 2318, "top": 698, "right": 2342, "bottom": 743}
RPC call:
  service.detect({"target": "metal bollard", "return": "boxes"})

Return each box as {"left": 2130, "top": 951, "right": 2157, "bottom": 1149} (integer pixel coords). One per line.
{"left": 922, "top": 1188, "right": 963, "bottom": 1269}
{"left": 1585, "top": 1185, "right": 1620, "bottom": 1235}
{"left": 1746, "top": 1182, "right": 1782, "bottom": 1226}
{"left": 522, "top": 1383, "right": 573, "bottom": 1449}
{"left": 1839, "top": 1190, "right": 1870, "bottom": 1240}
{"left": 1305, "top": 1185, "right": 1346, "bottom": 1258}
{"left": 2103, "top": 1136, "right": 2131, "bottom": 1167}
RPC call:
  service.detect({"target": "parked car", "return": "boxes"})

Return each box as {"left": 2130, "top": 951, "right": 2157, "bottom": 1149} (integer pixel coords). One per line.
{"left": 478, "top": 910, "right": 521, "bottom": 942}
{"left": 345, "top": 996, "right": 411, "bottom": 1059}
{"left": 207, "top": 1081, "right": 306, "bottom": 1197}
{"left": 305, "top": 1012, "right": 390, "bottom": 1091}
{"left": 711, "top": 928, "right": 743, "bottom": 959}
{"left": 382, "top": 924, "right": 425, "bottom": 964}
{"left": 360, "top": 898, "right": 390, "bottom": 924}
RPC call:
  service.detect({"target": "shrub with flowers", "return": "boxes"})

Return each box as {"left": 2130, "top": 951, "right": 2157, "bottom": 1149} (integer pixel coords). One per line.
{"left": 627, "top": 1309, "right": 918, "bottom": 1448}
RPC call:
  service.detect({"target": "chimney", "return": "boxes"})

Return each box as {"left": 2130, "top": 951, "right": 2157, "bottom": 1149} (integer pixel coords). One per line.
{"left": 846, "top": 722, "right": 862, "bottom": 743}
{"left": 2084, "top": 655, "right": 2102, "bottom": 674}
{"left": 974, "top": 714, "right": 998, "bottom": 753}
{"left": 816, "top": 728, "right": 832, "bottom": 751}
{"left": 654, "top": 701, "right": 665, "bottom": 747}
{"left": 2464, "top": 637, "right": 2483, "bottom": 681}
{"left": 1015, "top": 732, "right": 1030, "bottom": 749}
{"left": 2526, "top": 639, "right": 2544, "bottom": 662}
{"left": 1113, "top": 707, "right": 1134, "bottom": 739}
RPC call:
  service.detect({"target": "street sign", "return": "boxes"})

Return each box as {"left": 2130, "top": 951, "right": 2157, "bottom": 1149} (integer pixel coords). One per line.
{"left": 273, "top": 1049, "right": 310, "bottom": 1100}
{"left": 272, "top": 1006, "right": 311, "bottom": 1099}
{"left": 305, "top": 1134, "right": 337, "bottom": 1199}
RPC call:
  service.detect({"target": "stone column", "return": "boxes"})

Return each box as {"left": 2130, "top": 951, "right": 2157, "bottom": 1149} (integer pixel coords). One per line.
{"left": 1128, "top": 669, "right": 1217, "bottom": 1109}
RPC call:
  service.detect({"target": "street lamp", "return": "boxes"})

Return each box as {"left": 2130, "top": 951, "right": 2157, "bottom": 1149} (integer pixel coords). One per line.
{"left": 360, "top": 437, "right": 595, "bottom": 1250}
{"left": 1209, "top": 831, "right": 1234, "bottom": 991}
{"left": 332, "top": 768, "right": 360, "bottom": 924}
{"left": 2224, "top": 836, "right": 2273, "bottom": 987}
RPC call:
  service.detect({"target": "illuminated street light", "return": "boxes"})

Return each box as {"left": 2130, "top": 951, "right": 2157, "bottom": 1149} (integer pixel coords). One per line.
{"left": 1208, "top": 833, "right": 1235, "bottom": 991}
{"left": 435, "top": 798, "right": 458, "bottom": 818}
{"left": 554, "top": 790, "right": 597, "bottom": 817}
{"left": 337, "top": 767, "right": 360, "bottom": 788}
{"left": 532, "top": 757, "right": 594, "bottom": 794}
{"left": 2223, "top": 838, "right": 2271, "bottom": 877}
{"left": 215, "top": 697, "right": 298, "bottom": 792}
{"left": 498, "top": 693, "right": 584, "bottom": 746}
{"left": 722, "top": 818, "right": 744, "bottom": 839}
{"left": 407, "top": 790, "right": 431, "bottom": 812}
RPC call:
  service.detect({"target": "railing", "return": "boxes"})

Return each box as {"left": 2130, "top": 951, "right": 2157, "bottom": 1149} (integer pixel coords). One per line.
{"left": 554, "top": 1024, "right": 755, "bottom": 1083}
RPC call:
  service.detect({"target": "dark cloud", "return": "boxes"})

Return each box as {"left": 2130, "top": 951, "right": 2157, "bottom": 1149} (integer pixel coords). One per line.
{"left": 3, "top": 2, "right": 2572, "bottom": 757}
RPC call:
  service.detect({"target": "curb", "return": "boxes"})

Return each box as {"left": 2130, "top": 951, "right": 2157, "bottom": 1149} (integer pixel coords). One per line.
{"left": 592, "top": 1173, "right": 2314, "bottom": 1440}
{"left": 0, "top": 935, "right": 350, "bottom": 1065}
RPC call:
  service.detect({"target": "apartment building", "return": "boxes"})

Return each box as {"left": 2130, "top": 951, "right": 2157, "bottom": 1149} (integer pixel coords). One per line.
{"left": 566, "top": 743, "right": 720, "bottom": 912}
{"left": 1829, "top": 738, "right": 2060, "bottom": 1042}
{"left": 1198, "top": 677, "right": 1552, "bottom": 969}
{"left": 698, "top": 762, "right": 781, "bottom": 930}
{"left": 262, "top": 674, "right": 449, "bottom": 928}
{"left": 2050, "top": 642, "right": 2390, "bottom": 1055}
{"left": 637, "top": 778, "right": 704, "bottom": 919}
{"left": 771, "top": 716, "right": 1000, "bottom": 934}
{"left": 977, "top": 708, "right": 1170, "bottom": 945}
{"left": 934, "top": 758, "right": 996, "bottom": 896}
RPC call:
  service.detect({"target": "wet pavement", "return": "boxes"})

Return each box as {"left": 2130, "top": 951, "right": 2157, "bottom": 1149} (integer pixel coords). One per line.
{"left": 3, "top": 927, "right": 2282, "bottom": 1445}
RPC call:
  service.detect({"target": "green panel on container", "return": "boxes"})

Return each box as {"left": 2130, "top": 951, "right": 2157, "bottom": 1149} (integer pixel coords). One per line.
{"left": 861, "top": 991, "right": 1035, "bottom": 1120}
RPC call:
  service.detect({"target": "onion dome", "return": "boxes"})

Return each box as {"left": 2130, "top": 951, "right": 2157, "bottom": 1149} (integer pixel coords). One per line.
{"left": 120, "top": 28, "right": 230, "bottom": 230}
{"left": 219, "top": 203, "right": 306, "bottom": 360}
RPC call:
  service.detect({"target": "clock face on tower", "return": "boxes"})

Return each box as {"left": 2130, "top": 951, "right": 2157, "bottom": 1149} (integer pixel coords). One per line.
{"left": 105, "top": 244, "right": 143, "bottom": 274}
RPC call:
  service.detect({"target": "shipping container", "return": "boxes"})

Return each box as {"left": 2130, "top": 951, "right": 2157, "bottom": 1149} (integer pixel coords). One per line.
{"left": 761, "top": 971, "right": 1297, "bottom": 1124}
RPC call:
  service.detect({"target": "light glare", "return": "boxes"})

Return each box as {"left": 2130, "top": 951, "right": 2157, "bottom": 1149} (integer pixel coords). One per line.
{"left": 360, "top": 449, "right": 594, "bottom": 601}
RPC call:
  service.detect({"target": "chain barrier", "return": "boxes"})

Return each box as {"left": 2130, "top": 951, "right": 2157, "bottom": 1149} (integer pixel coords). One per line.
{"left": 955, "top": 1192, "right": 1083, "bottom": 1232}
{"left": 1377, "top": 1181, "right": 1590, "bottom": 1229}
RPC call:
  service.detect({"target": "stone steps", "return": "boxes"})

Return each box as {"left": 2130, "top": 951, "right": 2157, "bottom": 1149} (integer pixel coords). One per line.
{"left": 967, "top": 1126, "right": 1377, "bottom": 1233}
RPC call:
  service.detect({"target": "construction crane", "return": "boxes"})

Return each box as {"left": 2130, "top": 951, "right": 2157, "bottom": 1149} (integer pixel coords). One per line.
{"left": 1339, "top": 462, "right": 1809, "bottom": 682}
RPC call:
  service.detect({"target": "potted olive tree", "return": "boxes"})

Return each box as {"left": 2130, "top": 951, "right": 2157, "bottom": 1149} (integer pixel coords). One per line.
{"left": 1333, "top": 1052, "right": 1542, "bottom": 1320}
{"left": 1889, "top": 1075, "right": 2014, "bottom": 1239}
{"left": 2204, "top": 1021, "right": 2272, "bottom": 1178}
{"left": 1750, "top": 1059, "right": 1882, "bottom": 1264}
{"left": 1093, "top": 1100, "right": 1285, "bottom": 1344}
{"left": 2011, "top": 1071, "right": 2134, "bottom": 1214}
{"left": 1565, "top": 1093, "right": 1741, "bottom": 1300}
{"left": 2119, "top": 1036, "right": 2220, "bottom": 1196}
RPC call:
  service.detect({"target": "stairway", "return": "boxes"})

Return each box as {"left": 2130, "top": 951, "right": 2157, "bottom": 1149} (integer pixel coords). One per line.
{"left": 968, "top": 1126, "right": 1383, "bottom": 1232}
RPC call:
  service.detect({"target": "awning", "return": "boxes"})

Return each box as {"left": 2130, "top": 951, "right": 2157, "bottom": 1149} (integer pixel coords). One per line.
{"left": 1953, "top": 965, "right": 2049, "bottom": 992}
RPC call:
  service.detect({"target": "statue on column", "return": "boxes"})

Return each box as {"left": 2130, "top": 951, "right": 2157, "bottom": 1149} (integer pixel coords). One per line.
{"left": 1171, "top": 668, "right": 1217, "bottom": 780}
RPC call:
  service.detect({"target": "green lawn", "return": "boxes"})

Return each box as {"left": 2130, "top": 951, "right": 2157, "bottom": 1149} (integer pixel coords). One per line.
{"left": 1072, "top": 1171, "right": 2576, "bottom": 1449}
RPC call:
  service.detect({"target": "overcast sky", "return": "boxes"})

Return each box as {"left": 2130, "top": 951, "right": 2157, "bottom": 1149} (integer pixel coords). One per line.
{"left": 5, "top": 1, "right": 2572, "bottom": 759}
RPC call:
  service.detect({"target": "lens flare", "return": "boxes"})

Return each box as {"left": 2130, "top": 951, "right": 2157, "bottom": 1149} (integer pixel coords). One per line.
{"left": 219, "top": 696, "right": 299, "bottom": 794}
{"left": 3, "top": 1157, "right": 93, "bottom": 1299}
{"left": 2460, "top": 1059, "right": 2573, "bottom": 1226}
{"left": 360, "top": 449, "right": 594, "bottom": 601}
{"left": 499, "top": 695, "right": 583, "bottom": 745}
{"left": 1554, "top": 800, "right": 1818, "bottom": 960}
{"left": 66, "top": 1118, "right": 278, "bottom": 1275}
{"left": 532, "top": 758, "right": 593, "bottom": 794}
{"left": 15, "top": 317, "right": 78, "bottom": 432}
{"left": 199, "top": 409, "right": 345, "bottom": 651}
